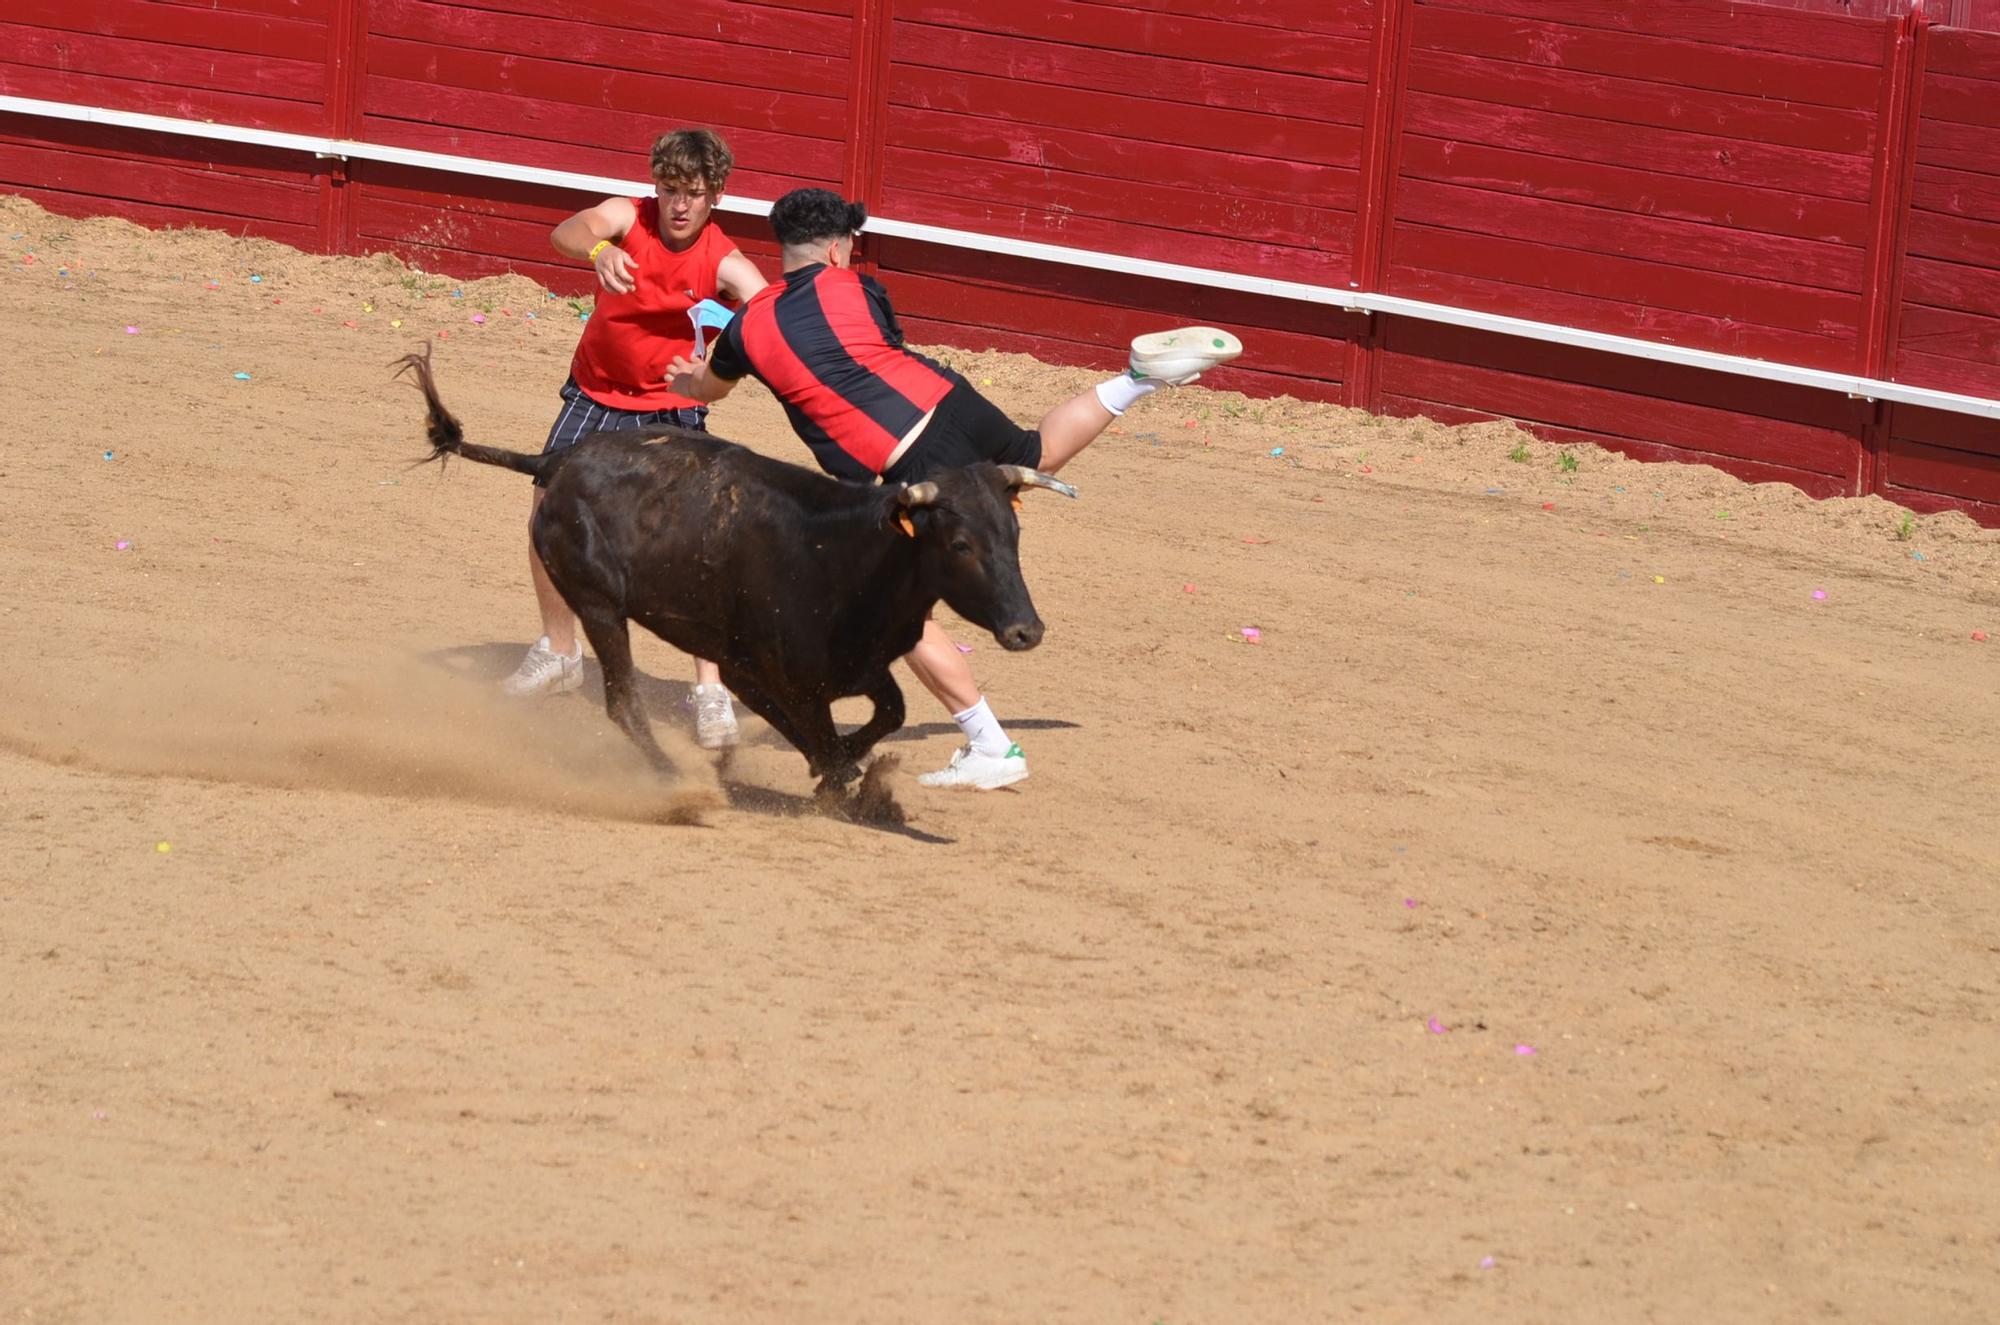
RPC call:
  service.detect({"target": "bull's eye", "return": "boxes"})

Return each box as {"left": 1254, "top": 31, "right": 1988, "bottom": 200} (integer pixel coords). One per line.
{"left": 950, "top": 538, "right": 975, "bottom": 558}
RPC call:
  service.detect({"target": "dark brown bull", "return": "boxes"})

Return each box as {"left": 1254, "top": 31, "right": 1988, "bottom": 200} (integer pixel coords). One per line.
{"left": 396, "top": 346, "right": 1074, "bottom": 807}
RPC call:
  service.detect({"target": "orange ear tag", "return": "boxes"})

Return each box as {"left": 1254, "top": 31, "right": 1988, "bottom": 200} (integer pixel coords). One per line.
{"left": 1010, "top": 496, "right": 1024, "bottom": 513}
{"left": 896, "top": 513, "right": 917, "bottom": 538}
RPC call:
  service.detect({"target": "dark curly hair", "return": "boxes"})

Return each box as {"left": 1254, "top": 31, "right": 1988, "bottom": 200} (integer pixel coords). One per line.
{"left": 769, "top": 188, "right": 867, "bottom": 248}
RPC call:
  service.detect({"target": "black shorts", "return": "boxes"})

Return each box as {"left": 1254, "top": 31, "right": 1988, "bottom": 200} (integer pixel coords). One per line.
{"left": 882, "top": 382, "right": 1042, "bottom": 485}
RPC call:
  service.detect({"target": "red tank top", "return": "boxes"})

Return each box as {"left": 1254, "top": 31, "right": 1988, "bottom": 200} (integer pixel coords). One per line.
{"left": 569, "top": 200, "right": 738, "bottom": 410}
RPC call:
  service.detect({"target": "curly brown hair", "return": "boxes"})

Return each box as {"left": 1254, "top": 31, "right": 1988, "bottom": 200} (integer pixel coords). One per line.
{"left": 649, "top": 128, "right": 735, "bottom": 194}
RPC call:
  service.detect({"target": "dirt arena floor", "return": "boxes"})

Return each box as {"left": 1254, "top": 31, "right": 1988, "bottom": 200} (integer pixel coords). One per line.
{"left": 3, "top": 193, "right": 1998, "bottom": 1323}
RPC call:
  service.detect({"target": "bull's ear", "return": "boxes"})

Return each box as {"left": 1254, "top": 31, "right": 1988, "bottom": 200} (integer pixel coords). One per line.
{"left": 995, "top": 465, "right": 1079, "bottom": 500}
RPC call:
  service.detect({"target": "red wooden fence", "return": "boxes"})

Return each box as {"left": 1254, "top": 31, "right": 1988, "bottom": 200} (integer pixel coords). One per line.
{"left": 2, "top": 0, "right": 1997, "bottom": 520}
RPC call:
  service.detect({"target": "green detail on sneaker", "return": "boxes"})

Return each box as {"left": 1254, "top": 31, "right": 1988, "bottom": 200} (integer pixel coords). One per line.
{"left": 1005, "top": 743, "right": 1024, "bottom": 759}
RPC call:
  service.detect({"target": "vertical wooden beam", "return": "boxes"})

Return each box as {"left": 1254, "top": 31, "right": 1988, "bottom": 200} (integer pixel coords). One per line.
{"left": 319, "top": 0, "right": 369, "bottom": 257}
{"left": 843, "top": 0, "right": 896, "bottom": 277}
{"left": 1345, "top": 0, "right": 1415, "bottom": 413}
{"left": 1859, "top": 2, "right": 1930, "bottom": 497}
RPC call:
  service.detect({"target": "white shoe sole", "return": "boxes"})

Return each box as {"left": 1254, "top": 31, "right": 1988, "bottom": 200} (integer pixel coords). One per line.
{"left": 1130, "top": 327, "right": 1242, "bottom": 382}
{"left": 918, "top": 764, "right": 1030, "bottom": 791}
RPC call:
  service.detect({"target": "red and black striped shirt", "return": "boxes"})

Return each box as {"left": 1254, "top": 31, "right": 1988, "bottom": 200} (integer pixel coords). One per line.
{"left": 709, "top": 264, "right": 959, "bottom": 483}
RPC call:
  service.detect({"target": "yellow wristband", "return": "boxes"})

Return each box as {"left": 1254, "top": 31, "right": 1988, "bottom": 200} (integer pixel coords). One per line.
{"left": 587, "top": 239, "right": 611, "bottom": 263}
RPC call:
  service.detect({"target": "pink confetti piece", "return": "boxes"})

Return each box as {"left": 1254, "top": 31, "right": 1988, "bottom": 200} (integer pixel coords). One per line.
{"left": 124, "top": 325, "right": 138, "bottom": 335}
{"left": 1426, "top": 1017, "right": 1449, "bottom": 1035}
{"left": 1514, "top": 1044, "right": 1537, "bottom": 1056}
{"left": 1182, "top": 583, "right": 1195, "bottom": 594}
{"left": 1811, "top": 589, "right": 1827, "bottom": 601}
{"left": 1403, "top": 898, "right": 1419, "bottom": 909}
{"left": 1241, "top": 627, "right": 1262, "bottom": 643}
{"left": 1480, "top": 1256, "right": 1496, "bottom": 1270}
{"left": 954, "top": 643, "right": 973, "bottom": 654}
{"left": 471, "top": 313, "right": 486, "bottom": 324}
{"left": 114, "top": 540, "right": 130, "bottom": 551}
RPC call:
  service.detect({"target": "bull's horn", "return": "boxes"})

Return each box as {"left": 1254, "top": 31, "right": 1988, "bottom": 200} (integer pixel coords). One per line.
{"left": 996, "top": 465, "right": 1079, "bottom": 499}
{"left": 898, "top": 481, "right": 940, "bottom": 508}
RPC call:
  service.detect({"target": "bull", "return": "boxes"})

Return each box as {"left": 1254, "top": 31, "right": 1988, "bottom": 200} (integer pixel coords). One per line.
{"left": 394, "top": 346, "right": 1074, "bottom": 812}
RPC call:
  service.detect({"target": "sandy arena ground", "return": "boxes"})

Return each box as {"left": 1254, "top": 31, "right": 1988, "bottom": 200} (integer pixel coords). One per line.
{"left": 2, "top": 194, "right": 1997, "bottom": 1323}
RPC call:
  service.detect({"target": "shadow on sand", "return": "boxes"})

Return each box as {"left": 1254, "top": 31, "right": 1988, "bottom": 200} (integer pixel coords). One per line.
{"left": 422, "top": 642, "right": 1075, "bottom": 843}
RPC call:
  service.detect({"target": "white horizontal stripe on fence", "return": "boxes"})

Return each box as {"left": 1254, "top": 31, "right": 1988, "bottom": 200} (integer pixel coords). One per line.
{"left": 5, "top": 94, "right": 1996, "bottom": 423}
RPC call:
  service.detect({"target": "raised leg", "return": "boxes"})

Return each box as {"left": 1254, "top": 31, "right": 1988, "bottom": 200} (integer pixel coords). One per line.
{"left": 722, "top": 669, "right": 858, "bottom": 790}
{"left": 833, "top": 670, "right": 907, "bottom": 770}
{"left": 573, "top": 603, "right": 675, "bottom": 778}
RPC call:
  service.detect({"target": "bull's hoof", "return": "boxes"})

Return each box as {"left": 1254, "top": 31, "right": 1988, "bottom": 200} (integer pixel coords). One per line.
{"left": 812, "top": 755, "right": 905, "bottom": 826}
{"left": 849, "top": 755, "right": 906, "bottom": 825}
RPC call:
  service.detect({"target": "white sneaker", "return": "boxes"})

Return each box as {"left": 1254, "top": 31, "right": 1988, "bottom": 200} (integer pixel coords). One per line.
{"left": 692, "top": 684, "right": 739, "bottom": 749}
{"left": 500, "top": 635, "right": 582, "bottom": 697}
{"left": 917, "top": 742, "right": 1029, "bottom": 790}
{"left": 1128, "top": 326, "right": 1243, "bottom": 385}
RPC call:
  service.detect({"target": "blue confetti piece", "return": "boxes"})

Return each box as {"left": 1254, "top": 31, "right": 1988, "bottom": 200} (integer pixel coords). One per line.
{"left": 1912, "top": 551, "right": 1926, "bottom": 561}
{"left": 249, "top": 274, "right": 262, "bottom": 283}
{"left": 103, "top": 450, "right": 115, "bottom": 461}
{"left": 233, "top": 371, "right": 252, "bottom": 381}
{"left": 1270, "top": 447, "right": 1285, "bottom": 457}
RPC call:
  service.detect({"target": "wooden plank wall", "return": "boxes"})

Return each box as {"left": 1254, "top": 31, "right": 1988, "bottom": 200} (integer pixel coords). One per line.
{"left": 0, "top": 0, "right": 335, "bottom": 246}
{"left": 337, "top": 0, "right": 853, "bottom": 287}
{"left": 1, "top": 0, "right": 1996, "bottom": 517}
{"left": 1374, "top": 0, "right": 1894, "bottom": 498}
{"left": 1881, "top": 23, "right": 2000, "bottom": 515}
{"left": 869, "top": 1, "right": 1378, "bottom": 401}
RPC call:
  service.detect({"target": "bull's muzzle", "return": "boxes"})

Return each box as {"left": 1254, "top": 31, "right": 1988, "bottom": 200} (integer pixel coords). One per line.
{"left": 995, "top": 619, "right": 1044, "bottom": 651}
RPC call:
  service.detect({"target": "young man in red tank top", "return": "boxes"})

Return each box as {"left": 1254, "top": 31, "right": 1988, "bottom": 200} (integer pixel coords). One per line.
{"left": 501, "top": 129, "right": 768, "bottom": 753}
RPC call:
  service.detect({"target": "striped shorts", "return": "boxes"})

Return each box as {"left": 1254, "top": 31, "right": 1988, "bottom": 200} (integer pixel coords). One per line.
{"left": 538, "top": 377, "right": 709, "bottom": 486}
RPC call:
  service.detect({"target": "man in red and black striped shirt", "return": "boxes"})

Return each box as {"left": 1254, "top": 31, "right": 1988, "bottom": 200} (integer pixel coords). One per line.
{"left": 670, "top": 188, "right": 1241, "bottom": 790}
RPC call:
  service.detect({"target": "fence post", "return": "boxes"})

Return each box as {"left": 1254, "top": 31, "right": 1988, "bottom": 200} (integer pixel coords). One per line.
{"left": 1346, "top": 0, "right": 1415, "bottom": 414}
{"left": 320, "top": 0, "right": 369, "bottom": 257}
{"left": 844, "top": 0, "right": 896, "bottom": 276}
{"left": 1859, "top": 1, "right": 1931, "bottom": 497}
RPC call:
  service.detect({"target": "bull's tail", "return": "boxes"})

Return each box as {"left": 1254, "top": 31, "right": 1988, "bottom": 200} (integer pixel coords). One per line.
{"left": 394, "top": 344, "right": 553, "bottom": 479}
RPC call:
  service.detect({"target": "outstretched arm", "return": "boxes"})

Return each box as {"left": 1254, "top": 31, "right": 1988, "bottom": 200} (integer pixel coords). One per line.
{"left": 667, "top": 355, "right": 738, "bottom": 403}
{"left": 552, "top": 196, "right": 642, "bottom": 295}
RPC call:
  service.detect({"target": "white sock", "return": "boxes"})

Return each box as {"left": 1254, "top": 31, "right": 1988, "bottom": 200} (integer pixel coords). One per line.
{"left": 1094, "top": 372, "right": 1163, "bottom": 416}
{"left": 952, "top": 697, "right": 1014, "bottom": 757}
